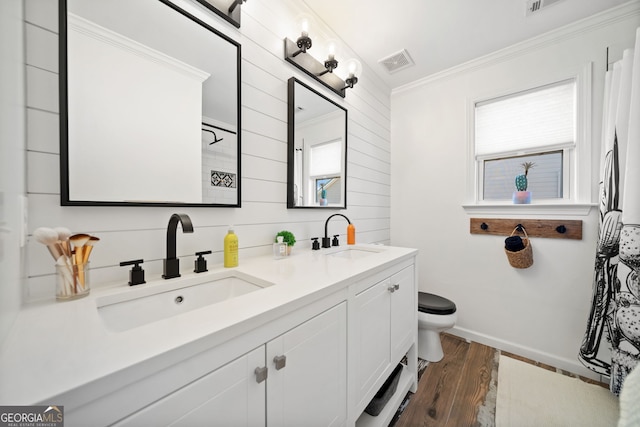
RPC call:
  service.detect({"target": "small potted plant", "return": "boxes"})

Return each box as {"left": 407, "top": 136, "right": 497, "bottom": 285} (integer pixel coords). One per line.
{"left": 275, "top": 230, "right": 296, "bottom": 255}
{"left": 513, "top": 162, "right": 535, "bottom": 204}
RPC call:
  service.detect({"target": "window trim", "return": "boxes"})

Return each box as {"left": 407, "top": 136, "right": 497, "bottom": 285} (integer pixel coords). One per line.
{"left": 464, "top": 63, "right": 593, "bottom": 215}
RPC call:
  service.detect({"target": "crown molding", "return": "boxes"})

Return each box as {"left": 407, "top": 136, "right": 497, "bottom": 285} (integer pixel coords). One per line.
{"left": 393, "top": 0, "right": 640, "bottom": 95}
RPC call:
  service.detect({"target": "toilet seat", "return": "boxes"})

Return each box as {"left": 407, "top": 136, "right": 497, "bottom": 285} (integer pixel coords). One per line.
{"left": 418, "top": 292, "right": 456, "bottom": 315}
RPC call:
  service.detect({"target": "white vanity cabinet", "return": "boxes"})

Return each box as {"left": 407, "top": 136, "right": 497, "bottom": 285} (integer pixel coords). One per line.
{"left": 266, "top": 302, "right": 347, "bottom": 426}
{"left": 351, "top": 264, "right": 417, "bottom": 426}
{"left": 113, "top": 302, "right": 347, "bottom": 427}
{"left": 25, "top": 249, "right": 419, "bottom": 427}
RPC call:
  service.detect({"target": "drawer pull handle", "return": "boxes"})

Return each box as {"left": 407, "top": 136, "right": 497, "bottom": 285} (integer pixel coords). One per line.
{"left": 388, "top": 286, "right": 396, "bottom": 293}
{"left": 394, "top": 284, "right": 400, "bottom": 291}
{"left": 255, "top": 366, "right": 268, "bottom": 383}
{"left": 274, "top": 355, "right": 287, "bottom": 370}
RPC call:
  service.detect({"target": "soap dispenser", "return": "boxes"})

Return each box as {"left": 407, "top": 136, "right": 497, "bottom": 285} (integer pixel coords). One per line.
{"left": 224, "top": 227, "right": 238, "bottom": 268}
{"left": 347, "top": 223, "right": 356, "bottom": 245}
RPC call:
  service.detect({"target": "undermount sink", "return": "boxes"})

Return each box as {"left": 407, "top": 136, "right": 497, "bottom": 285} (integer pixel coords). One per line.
{"left": 96, "top": 272, "right": 273, "bottom": 333}
{"left": 327, "top": 245, "right": 385, "bottom": 259}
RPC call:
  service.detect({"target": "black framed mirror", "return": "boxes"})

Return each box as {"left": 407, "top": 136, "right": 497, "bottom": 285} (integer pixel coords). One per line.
{"left": 60, "top": 0, "right": 241, "bottom": 207}
{"left": 287, "top": 78, "right": 347, "bottom": 209}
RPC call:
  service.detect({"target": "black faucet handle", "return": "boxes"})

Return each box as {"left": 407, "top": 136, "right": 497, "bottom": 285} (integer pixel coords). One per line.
{"left": 120, "top": 259, "right": 146, "bottom": 286}
{"left": 332, "top": 234, "right": 340, "bottom": 247}
{"left": 194, "top": 250, "right": 211, "bottom": 273}
{"left": 311, "top": 238, "right": 320, "bottom": 250}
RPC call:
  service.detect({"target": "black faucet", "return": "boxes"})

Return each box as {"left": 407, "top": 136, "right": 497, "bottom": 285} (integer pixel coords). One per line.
{"left": 323, "top": 214, "right": 351, "bottom": 248}
{"left": 163, "top": 213, "right": 194, "bottom": 279}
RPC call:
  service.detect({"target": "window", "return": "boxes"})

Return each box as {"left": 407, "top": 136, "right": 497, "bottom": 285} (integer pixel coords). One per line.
{"left": 474, "top": 79, "right": 577, "bottom": 203}
{"left": 308, "top": 139, "right": 343, "bottom": 205}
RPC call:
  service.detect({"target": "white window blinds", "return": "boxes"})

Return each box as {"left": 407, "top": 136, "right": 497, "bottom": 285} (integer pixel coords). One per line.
{"left": 309, "top": 140, "right": 341, "bottom": 176}
{"left": 475, "top": 80, "right": 576, "bottom": 156}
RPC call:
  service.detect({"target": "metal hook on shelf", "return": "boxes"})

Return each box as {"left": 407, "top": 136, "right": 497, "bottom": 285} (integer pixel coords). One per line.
{"left": 556, "top": 225, "right": 567, "bottom": 234}
{"left": 516, "top": 223, "right": 525, "bottom": 232}
{"left": 480, "top": 222, "right": 488, "bottom": 230}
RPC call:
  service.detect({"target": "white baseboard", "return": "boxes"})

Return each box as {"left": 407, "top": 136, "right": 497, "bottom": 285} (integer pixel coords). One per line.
{"left": 449, "top": 326, "right": 610, "bottom": 383}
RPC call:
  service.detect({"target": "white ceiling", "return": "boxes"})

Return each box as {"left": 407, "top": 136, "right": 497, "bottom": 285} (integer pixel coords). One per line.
{"left": 302, "top": 0, "right": 632, "bottom": 90}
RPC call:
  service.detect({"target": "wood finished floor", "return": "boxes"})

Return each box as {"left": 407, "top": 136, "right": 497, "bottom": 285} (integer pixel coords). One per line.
{"left": 392, "top": 333, "right": 608, "bottom": 427}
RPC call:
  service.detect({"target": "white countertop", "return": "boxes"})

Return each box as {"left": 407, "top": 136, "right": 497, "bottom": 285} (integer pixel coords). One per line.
{"left": 0, "top": 244, "right": 416, "bottom": 405}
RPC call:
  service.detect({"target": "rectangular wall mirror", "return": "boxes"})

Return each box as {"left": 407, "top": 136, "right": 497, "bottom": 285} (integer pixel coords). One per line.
{"left": 60, "top": 0, "right": 241, "bottom": 207}
{"left": 287, "top": 78, "right": 347, "bottom": 209}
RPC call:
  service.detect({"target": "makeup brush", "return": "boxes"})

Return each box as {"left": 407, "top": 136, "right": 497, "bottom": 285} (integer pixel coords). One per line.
{"left": 33, "top": 227, "right": 64, "bottom": 261}
{"left": 54, "top": 226, "right": 73, "bottom": 258}
{"left": 82, "top": 236, "right": 100, "bottom": 264}
{"left": 70, "top": 233, "right": 91, "bottom": 287}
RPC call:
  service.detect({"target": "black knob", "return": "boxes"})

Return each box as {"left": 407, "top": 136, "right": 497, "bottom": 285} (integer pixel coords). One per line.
{"left": 332, "top": 235, "right": 340, "bottom": 247}
{"left": 311, "top": 238, "right": 320, "bottom": 250}
{"left": 194, "top": 250, "right": 212, "bottom": 273}
{"left": 120, "top": 259, "right": 146, "bottom": 286}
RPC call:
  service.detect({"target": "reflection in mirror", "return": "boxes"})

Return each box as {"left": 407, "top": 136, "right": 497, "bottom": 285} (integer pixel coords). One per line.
{"left": 287, "top": 78, "right": 347, "bottom": 209}
{"left": 193, "top": 0, "right": 244, "bottom": 28}
{"left": 60, "top": 0, "right": 241, "bottom": 207}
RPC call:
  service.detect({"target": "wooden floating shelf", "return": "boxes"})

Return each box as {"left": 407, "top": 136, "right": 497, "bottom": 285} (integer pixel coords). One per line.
{"left": 470, "top": 218, "right": 582, "bottom": 240}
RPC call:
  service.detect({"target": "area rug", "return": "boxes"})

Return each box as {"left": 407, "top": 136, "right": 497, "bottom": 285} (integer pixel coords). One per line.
{"left": 496, "top": 355, "right": 619, "bottom": 427}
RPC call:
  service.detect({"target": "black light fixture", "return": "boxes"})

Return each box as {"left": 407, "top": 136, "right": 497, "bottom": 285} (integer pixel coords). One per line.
{"left": 283, "top": 16, "right": 362, "bottom": 98}
{"left": 228, "top": 0, "right": 246, "bottom": 14}
{"left": 290, "top": 15, "right": 313, "bottom": 57}
{"left": 318, "top": 56, "right": 338, "bottom": 75}
{"left": 318, "top": 40, "right": 338, "bottom": 76}
{"left": 343, "top": 59, "right": 362, "bottom": 91}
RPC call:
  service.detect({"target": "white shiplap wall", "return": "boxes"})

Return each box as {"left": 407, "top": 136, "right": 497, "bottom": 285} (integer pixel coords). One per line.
{"left": 24, "top": 0, "right": 392, "bottom": 302}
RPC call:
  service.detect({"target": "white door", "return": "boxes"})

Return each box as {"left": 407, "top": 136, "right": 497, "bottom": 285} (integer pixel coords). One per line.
{"left": 267, "top": 302, "right": 347, "bottom": 427}
{"left": 354, "top": 279, "right": 391, "bottom": 405}
{"left": 115, "top": 346, "right": 266, "bottom": 427}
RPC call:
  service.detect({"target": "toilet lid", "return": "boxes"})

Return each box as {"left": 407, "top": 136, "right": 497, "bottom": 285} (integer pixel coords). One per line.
{"left": 418, "top": 292, "right": 457, "bottom": 315}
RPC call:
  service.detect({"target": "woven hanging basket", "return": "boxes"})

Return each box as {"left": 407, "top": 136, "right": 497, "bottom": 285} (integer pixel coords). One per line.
{"left": 504, "top": 227, "right": 534, "bottom": 269}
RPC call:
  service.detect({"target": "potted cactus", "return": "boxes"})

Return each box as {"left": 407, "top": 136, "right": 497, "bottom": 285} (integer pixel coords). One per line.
{"left": 275, "top": 230, "right": 296, "bottom": 255}
{"left": 513, "top": 162, "right": 535, "bottom": 204}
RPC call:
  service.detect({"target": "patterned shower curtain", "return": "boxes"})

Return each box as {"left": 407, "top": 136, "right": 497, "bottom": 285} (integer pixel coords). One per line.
{"left": 579, "top": 28, "right": 640, "bottom": 395}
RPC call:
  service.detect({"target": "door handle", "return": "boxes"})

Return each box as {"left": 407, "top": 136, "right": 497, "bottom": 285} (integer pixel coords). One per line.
{"left": 393, "top": 284, "right": 400, "bottom": 291}
{"left": 255, "top": 366, "right": 268, "bottom": 383}
{"left": 273, "top": 355, "right": 287, "bottom": 370}
{"left": 388, "top": 285, "right": 396, "bottom": 293}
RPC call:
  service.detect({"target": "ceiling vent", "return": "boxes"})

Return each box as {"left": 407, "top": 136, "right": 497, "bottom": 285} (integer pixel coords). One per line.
{"left": 378, "top": 49, "right": 414, "bottom": 74}
{"left": 526, "top": 0, "right": 564, "bottom": 16}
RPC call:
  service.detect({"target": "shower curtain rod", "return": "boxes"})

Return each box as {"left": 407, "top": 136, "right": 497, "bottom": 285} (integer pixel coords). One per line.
{"left": 202, "top": 122, "right": 236, "bottom": 135}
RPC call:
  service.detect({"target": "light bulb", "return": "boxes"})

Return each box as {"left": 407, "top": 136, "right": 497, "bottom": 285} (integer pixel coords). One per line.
{"left": 326, "top": 40, "right": 338, "bottom": 60}
{"left": 297, "top": 13, "right": 314, "bottom": 37}
{"left": 345, "top": 58, "right": 362, "bottom": 78}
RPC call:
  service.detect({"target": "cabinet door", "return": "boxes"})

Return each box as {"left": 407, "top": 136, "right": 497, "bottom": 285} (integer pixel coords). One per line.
{"left": 390, "top": 266, "right": 416, "bottom": 362}
{"left": 354, "top": 279, "right": 391, "bottom": 404}
{"left": 267, "top": 302, "right": 347, "bottom": 427}
{"left": 115, "top": 346, "right": 266, "bottom": 427}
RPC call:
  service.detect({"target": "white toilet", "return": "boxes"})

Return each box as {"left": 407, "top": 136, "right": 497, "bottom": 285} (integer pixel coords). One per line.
{"left": 417, "top": 292, "right": 457, "bottom": 362}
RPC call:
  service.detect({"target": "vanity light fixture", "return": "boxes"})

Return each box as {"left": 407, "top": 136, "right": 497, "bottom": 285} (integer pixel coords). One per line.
{"left": 228, "top": 0, "right": 247, "bottom": 14}
{"left": 290, "top": 14, "right": 313, "bottom": 57}
{"left": 284, "top": 19, "right": 361, "bottom": 97}
{"left": 318, "top": 40, "right": 339, "bottom": 76}
{"left": 343, "top": 59, "right": 362, "bottom": 91}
